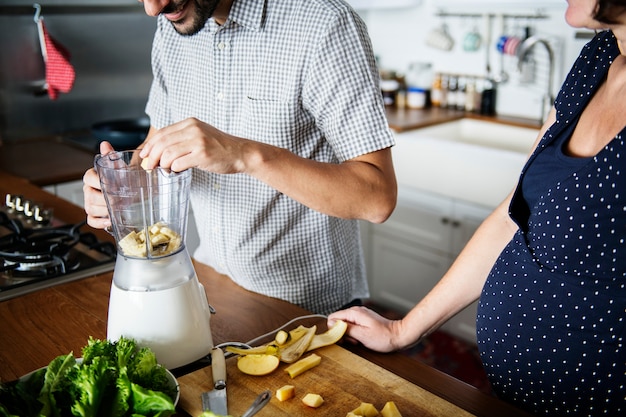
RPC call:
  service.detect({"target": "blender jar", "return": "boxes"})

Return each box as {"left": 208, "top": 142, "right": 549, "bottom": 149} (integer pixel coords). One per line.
{"left": 95, "top": 150, "right": 213, "bottom": 369}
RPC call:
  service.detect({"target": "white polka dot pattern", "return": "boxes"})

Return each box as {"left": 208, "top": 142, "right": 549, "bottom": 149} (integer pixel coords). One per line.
{"left": 477, "top": 31, "right": 625, "bottom": 416}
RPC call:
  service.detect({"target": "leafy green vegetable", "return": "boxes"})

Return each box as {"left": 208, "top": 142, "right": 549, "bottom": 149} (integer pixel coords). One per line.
{"left": 0, "top": 367, "right": 46, "bottom": 417}
{"left": 0, "top": 337, "right": 176, "bottom": 417}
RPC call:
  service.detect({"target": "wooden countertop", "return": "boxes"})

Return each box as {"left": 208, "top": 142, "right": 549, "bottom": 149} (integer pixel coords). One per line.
{"left": 0, "top": 136, "right": 96, "bottom": 186}
{"left": 0, "top": 170, "right": 535, "bottom": 417}
{"left": 385, "top": 106, "right": 542, "bottom": 132}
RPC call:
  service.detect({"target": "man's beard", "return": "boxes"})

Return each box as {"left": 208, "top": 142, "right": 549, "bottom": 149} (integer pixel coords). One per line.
{"left": 165, "top": 0, "right": 221, "bottom": 36}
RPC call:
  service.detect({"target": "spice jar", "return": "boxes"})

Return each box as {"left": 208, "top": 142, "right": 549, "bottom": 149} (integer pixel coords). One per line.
{"left": 380, "top": 79, "right": 400, "bottom": 107}
{"left": 406, "top": 87, "right": 427, "bottom": 109}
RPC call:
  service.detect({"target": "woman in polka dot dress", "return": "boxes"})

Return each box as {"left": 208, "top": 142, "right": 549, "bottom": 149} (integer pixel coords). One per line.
{"left": 329, "top": 1, "right": 625, "bottom": 415}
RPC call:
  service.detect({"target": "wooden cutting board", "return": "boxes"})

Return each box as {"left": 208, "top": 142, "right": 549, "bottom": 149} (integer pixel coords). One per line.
{"left": 178, "top": 344, "right": 475, "bottom": 417}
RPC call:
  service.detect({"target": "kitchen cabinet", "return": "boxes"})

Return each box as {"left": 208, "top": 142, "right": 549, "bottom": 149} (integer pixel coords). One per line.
{"left": 363, "top": 186, "right": 491, "bottom": 344}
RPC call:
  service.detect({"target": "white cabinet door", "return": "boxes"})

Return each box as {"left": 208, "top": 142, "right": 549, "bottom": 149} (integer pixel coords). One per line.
{"left": 450, "top": 200, "right": 491, "bottom": 256}
{"left": 388, "top": 188, "right": 453, "bottom": 254}
{"left": 369, "top": 231, "right": 449, "bottom": 312}
{"left": 367, "top": 188, "right": 451, "bottom": 311}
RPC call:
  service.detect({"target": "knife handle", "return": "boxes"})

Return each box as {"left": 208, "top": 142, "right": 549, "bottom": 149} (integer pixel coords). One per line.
{"left": 211, "top": 347, "right": 227, "bottom": 389}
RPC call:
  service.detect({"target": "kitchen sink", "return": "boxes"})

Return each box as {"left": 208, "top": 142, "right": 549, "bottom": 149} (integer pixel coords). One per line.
{"left": 391, "top": 119, "right": 540, "bottom": 207}
{"left": 404, "top": 118, "right": 539, "bottom": 154}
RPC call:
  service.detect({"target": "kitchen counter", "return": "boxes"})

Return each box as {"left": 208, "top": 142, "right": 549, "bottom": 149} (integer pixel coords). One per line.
{"left": 0, "top": 170, "right": 535, "bottom": 417}
{"left": 385, "top": 106, "right": 543, "bottom": 132}
{"left": 0, "top": 108, "right": 542, "bottom": 187}
{"left": 0, "top": 136, "right": 97, "bottom": 186}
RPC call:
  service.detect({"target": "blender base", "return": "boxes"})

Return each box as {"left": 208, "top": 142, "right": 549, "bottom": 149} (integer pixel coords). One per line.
{"left": 107, "top": 253, "right": 213, "bottom": 369}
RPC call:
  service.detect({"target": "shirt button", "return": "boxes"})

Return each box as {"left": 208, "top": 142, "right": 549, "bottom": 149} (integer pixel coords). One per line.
{"left": 216, "top": 92, "right": 224, "bottom": 100}
{"left": 217, "top": 41, "right": 228, "bottom": 50}
{"left": 213, "top": 183, "right": 221, "bottom": 190}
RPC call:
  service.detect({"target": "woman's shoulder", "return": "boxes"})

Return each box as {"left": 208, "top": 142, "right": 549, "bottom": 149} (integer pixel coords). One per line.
{"left": 571, "top": 30, "right": 619, "bottom": 74}
{"left": 554, "top": 31, "right": 619, "bottom": 114}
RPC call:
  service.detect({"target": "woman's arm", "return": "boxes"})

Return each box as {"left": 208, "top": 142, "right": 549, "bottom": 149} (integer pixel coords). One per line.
{"left": 328, "top": 108, "right": 558, "bottom": 352}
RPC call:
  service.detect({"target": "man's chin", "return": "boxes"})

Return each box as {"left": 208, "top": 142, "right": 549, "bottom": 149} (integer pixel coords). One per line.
{"left": 170, "top": 18, "right": 203, "bottom": 36}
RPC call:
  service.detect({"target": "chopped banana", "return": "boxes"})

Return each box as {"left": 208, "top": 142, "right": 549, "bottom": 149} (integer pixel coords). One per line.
{"left": 351, "top": 402, "right": 379, "bottom": 417}
{"left": 285, "top": 353, "right": 321, "bottom": 378}
{"left": 302, "top": 393, "right": 324, "bottom": 408}
{"left": 118, "top": 231, "right": 147, "bottom": 257}
{"left": 381, "top": 401, "right": 403, "bottom": 417}
{"left": 275, "top": 330, "right": 289, "bottom": 345}
{"left": 118, "top": 222, "right": 182, "bottom": 258}
{"left": 275, "top": 385, "right": 295, "bottom": 402}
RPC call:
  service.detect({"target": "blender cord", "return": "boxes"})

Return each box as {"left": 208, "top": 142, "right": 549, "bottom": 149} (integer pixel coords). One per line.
{"left": 215, "top": 313, "right": 328, "bottom": 354}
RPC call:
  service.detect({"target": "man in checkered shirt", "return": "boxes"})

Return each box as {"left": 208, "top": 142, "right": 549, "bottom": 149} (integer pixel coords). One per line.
{"left": 84, "top": 0, "right": 397, "bottom": 315}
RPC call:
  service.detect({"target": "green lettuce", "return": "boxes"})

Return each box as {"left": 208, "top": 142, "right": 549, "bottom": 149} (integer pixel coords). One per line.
{"left": 0, "top": 337, "right": 176, "bottom": 417}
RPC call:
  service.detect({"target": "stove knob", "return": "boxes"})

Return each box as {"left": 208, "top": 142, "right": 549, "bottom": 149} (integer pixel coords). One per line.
{"left": 34, "top": 206, "right": 53, "bottom": 224}
{"left": 5, "top": 193, "right": 15, "bottom": 210}
{"left": 14, "top": 195, "right": 25, "bottom": 213}
{"left": 23, "top": 200, "right": 34, "bottom": 217}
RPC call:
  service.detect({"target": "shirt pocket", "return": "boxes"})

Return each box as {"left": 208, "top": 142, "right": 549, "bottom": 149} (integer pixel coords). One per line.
{"left": 235, "top": 96, "right": 299, "bottom": 149}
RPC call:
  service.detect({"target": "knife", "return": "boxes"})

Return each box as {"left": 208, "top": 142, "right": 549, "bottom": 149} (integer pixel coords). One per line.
{"left": 201, "top": 347, "right": 228, "bottom": 415}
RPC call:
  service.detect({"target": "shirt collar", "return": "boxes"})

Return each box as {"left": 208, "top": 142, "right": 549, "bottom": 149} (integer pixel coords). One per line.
{"left": 224, "top": 0, "right": 266, "bottom": 31}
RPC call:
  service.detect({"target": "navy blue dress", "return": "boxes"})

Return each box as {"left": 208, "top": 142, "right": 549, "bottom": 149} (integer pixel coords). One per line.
{"left": 477, "top": 31, "right": 626, "bottom": 416}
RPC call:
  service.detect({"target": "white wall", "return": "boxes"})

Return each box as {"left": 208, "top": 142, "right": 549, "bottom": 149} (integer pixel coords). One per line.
{"left": 354, "top": 0, "right": 594, "bottom": 121}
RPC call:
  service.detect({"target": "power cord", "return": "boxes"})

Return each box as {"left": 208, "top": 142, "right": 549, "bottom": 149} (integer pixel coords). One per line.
{"left": 215, "top": 313, "right": 328, "bottom": 354}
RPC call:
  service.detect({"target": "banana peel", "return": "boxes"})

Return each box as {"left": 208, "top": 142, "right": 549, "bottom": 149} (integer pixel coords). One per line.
{"left": 225, "top": 320, "right": 348, "bottom": 364}
{"left": 225, "top": 325, "right": 310, "bottom": 357}
{"left": 224, "top": 344, "right": 279, "bottom": 356}
{"left": 307, "top": 319, "right": 348, "bottom": 351}
{"left": 278, "top": 325, "right": 317, "bottom": 363}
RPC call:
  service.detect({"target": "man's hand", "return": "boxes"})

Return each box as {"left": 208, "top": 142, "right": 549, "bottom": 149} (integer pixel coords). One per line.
{"left": 83, "top": 141, "right": 115, "bottom": 229}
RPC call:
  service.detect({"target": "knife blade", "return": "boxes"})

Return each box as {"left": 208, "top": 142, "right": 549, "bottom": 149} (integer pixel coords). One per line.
{"left": 201, "top": 347, "right": 228, "bottom": 415}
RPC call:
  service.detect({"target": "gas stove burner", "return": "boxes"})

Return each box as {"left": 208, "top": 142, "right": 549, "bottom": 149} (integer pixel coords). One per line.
{"left": 0, "top": 193, "right": 116, "bottom": 301}
{"left": 0, "top": 224, "right": 83, "bottom": 281}
{"left": 1, "top": 254, "right": 77, "bottom": 279}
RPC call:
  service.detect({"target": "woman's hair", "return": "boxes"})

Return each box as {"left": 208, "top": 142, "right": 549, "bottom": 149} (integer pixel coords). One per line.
{"left": 595, "top": 0, "right": 626, "bottom": 24}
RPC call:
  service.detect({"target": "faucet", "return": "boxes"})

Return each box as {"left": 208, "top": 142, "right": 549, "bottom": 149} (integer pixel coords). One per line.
{"left": 517, "top": 36, "right": 555, "bottom": 123}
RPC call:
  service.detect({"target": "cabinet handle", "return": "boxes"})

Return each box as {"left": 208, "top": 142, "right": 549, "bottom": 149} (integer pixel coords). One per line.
{"left": 441, "top": 218, "right": 461, "bottom": 227}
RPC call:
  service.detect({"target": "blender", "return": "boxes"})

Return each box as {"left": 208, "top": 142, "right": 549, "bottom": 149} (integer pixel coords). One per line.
{"left": 95, "top": 150, "right": 213, "bottom": 369}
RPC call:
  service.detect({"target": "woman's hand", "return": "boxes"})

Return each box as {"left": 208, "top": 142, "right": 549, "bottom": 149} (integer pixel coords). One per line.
{"left": 328, "top": 306, "right": 404, "bottom": 353}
